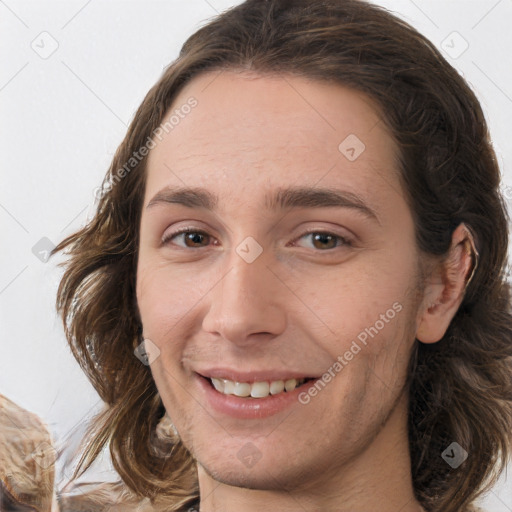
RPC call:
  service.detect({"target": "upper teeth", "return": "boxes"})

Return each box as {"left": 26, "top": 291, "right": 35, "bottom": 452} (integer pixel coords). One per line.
{"left": 210, "top": 378, "right": 307, "bottom": 398}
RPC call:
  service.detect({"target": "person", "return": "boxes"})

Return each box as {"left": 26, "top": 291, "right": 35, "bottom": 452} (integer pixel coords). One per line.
{"left": 0, "top": 394, "right": 59, "bottom": 512}
{"left": 51, "top": 1, "right": 512, "bottom": 511}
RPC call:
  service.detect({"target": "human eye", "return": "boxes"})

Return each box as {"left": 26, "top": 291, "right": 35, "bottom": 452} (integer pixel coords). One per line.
{"left": 161, "top": 227, "right": 216, "bottom": 249}
{"left": 291, "top": 230, "right": 354, "bottom": 251}
{"left": 160, "top": 227, "right": 353, "bottom": 252}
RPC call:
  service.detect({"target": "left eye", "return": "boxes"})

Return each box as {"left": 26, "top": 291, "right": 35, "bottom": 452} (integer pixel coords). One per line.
{"left": 293, "top": 231, "right": 353, "bottom": 250}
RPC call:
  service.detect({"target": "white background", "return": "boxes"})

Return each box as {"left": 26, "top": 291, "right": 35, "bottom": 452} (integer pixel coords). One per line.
{"left": 1, "top": 0, "right": 511, "bottom": 509}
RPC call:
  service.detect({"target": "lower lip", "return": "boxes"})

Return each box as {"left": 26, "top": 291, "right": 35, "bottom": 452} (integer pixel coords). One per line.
{"left": 195, "top": 374, "right": 314, "bottom": 419}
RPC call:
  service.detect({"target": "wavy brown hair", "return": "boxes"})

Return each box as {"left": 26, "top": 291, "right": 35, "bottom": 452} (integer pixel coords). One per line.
{"left": 51, "top": 1, "right": 512, "bottom": 511}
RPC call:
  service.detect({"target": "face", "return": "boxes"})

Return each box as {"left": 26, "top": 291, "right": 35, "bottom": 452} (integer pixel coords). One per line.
{"left": 136, "top": 71, "right": 423, "bottom": 491}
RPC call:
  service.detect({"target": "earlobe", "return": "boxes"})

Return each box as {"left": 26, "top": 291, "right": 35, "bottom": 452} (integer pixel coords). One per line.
{"left": 415, "top": 223, "right": 479, "bottom": 344}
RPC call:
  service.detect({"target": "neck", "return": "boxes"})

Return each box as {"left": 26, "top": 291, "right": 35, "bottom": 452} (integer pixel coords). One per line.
{"left": 196, "top": 392, "right": 425, "bottom": 512}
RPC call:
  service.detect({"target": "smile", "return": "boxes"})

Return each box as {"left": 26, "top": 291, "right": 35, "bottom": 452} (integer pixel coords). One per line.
{"left": 209, "top": 377, "right": 311, "bottom": 398}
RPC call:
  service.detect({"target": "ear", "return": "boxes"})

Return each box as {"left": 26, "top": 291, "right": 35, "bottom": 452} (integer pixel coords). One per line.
{"left": 416, "top": 223, "right": 479, "bottom": 344}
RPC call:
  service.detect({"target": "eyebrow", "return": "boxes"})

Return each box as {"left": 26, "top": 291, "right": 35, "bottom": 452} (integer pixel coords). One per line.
{"left": 146, "top": 185, "right": 379, "bottom": 223}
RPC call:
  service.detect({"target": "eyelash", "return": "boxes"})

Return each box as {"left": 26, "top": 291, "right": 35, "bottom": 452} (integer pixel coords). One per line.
{"left": 161, "top": 227, "right": 354, "bottom": 251}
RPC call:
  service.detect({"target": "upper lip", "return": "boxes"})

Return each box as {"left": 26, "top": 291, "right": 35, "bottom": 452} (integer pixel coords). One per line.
{"left": 195, "top": 368, "right": 318, "bottom": 383}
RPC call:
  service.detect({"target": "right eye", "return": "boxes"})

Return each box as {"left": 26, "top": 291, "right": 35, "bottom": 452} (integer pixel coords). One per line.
{"left": 161, "top": 228, "right": 214, "bottom": 248}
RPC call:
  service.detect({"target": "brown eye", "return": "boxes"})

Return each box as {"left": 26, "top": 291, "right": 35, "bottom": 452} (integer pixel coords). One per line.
{"left": 311, "top": 233, "right": 337, "bottom": 250}
{"left": 162, "top": 229, "right": 211, "bottom": 248}
{"left": 295, "top": 231, "right": 353, "bottom": 250}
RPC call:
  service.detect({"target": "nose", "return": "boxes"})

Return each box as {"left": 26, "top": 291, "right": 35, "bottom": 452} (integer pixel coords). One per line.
{"left": 201, "top": 244, "right": 287, "bottom": 345}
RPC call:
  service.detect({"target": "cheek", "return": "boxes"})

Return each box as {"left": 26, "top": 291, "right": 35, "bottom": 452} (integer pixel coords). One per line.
{"left": 299, "top": 264, "right": 416, "bottom": 390}
{"left": 136, "top": 258, "right": 204, "bottom": 335}
{"left": 292, "top": 256, "right": 414, "bottom": 342}
{"left": 135, "top": 262, "right": 196, "bottom": 418}
{"left": 353, "top": 300, "right": 416, "bottom": 396}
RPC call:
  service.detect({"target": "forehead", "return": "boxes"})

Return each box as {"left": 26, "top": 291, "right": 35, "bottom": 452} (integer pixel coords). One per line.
{"left": 144, "top": 70, "right": 402, "bottom": 211}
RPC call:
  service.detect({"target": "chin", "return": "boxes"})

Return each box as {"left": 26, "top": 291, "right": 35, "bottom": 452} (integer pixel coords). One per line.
{"left": 191, "top": 437, "right": 323, "bottom": 493}
{"left": 198, "top": 458, "right": 300, "bottom": 491}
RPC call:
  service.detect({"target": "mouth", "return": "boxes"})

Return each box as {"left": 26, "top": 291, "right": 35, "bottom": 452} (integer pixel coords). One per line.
{"left": 194, "top": 370, "right": 321, "bottom": 419}
{"left": 204, "top": 376, "right": 316, "bottom": 399}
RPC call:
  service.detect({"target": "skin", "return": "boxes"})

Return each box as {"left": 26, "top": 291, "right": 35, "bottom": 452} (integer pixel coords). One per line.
{"left": 136, "top": 70, "right": 475, "bottom": 512}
